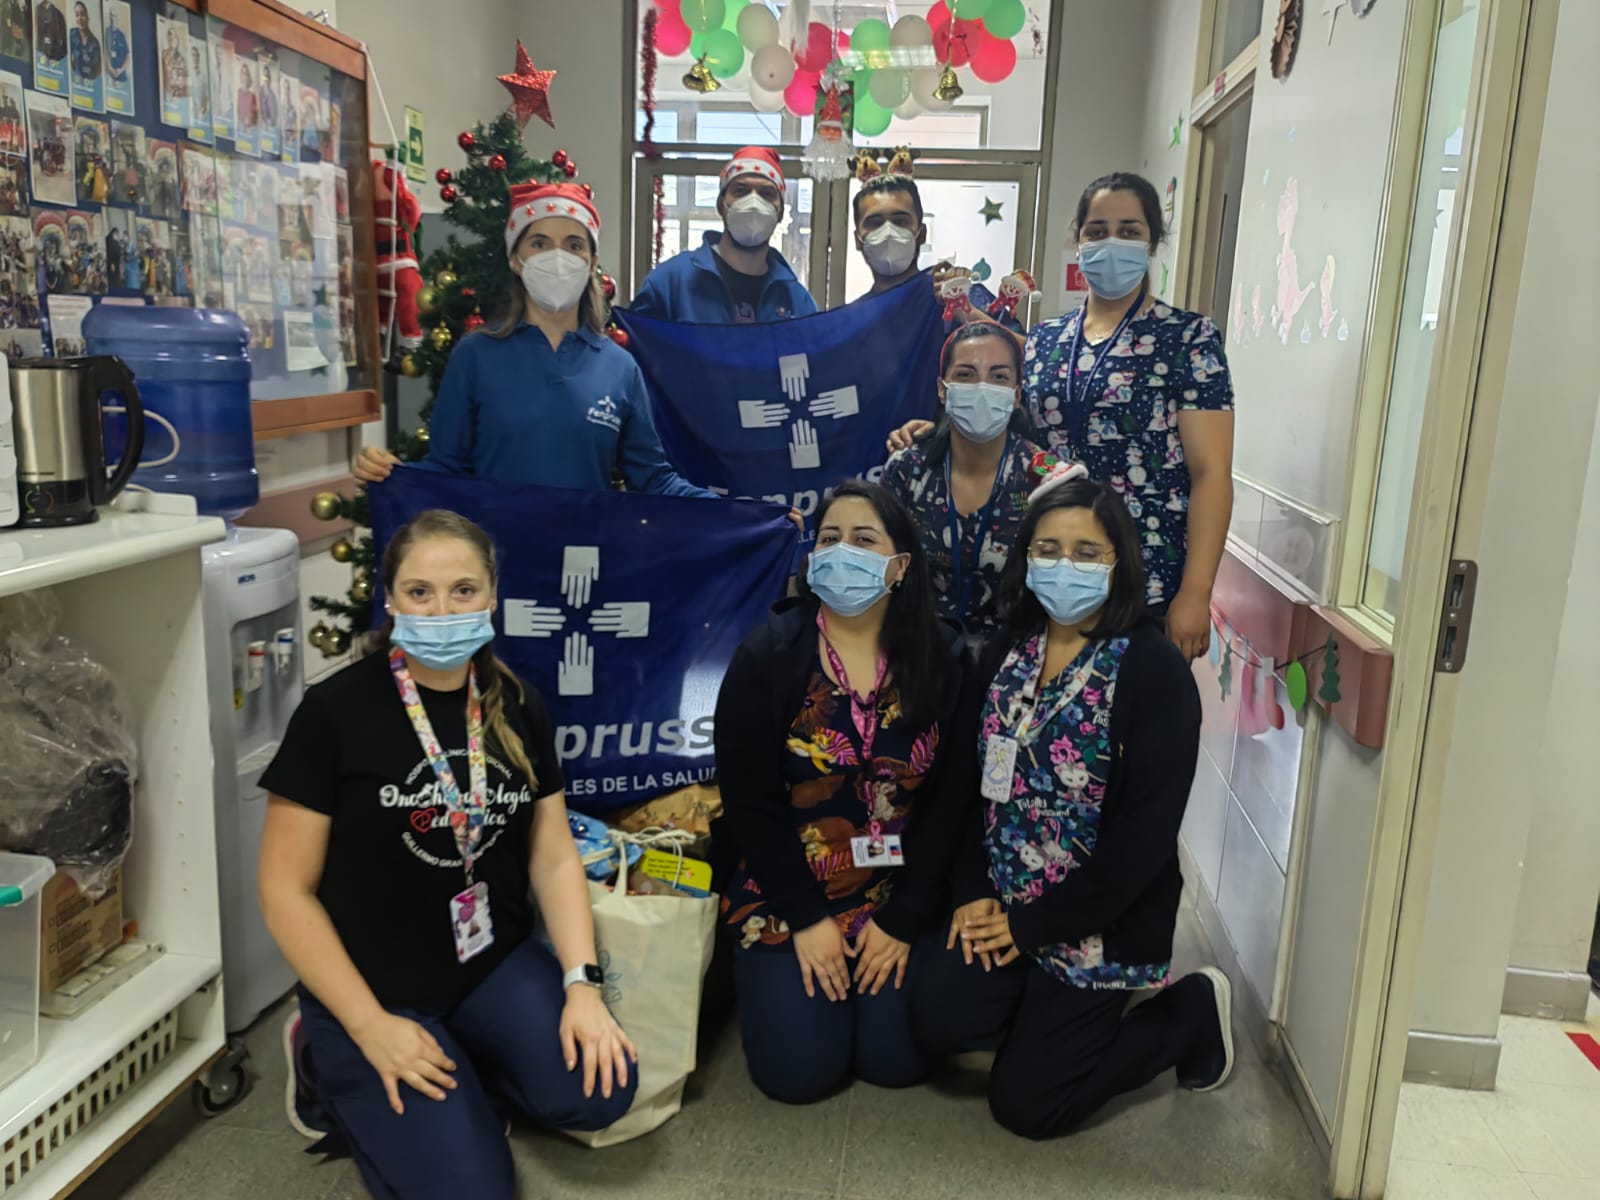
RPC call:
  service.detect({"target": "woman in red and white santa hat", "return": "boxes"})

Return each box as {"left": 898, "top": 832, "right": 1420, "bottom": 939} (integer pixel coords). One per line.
{"left": 355, "top": 180, "right": 715, "bottom": 497}
{"left": 629, "top": 145, "right": 818, "bottom": 324}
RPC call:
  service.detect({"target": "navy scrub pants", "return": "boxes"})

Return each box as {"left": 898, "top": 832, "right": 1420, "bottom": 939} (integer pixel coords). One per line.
{"left": 299, "top": 937, "right": 636, "bottom": 1200}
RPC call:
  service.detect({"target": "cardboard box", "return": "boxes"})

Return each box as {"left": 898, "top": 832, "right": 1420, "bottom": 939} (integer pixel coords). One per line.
{"left": 40, "top": 866, "right": 124, "bottom": 997}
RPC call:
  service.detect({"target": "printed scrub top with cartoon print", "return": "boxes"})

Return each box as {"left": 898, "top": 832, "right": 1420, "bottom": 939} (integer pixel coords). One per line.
{"left": 879, "top": 432, "right": 1042, "bottom": 644}
{"left": 980, "top": 632, "right": 1169, "bottom": 990}
{"left": 722, "top": 657, "right": 940, "bottom": 950}
{"left": 1022, "top": 303, "right": 1234, "bottom": 606}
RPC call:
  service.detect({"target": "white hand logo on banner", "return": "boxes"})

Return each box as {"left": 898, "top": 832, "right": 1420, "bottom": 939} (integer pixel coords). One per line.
{"left": 738, "top": 400, "right": 789, "bottom": 429}
{"left": 809, "top": 386, "right": 860, "bottom": 421}
{"left": 588, "top": 602, "right": 650, "bottom": 639}
{"left": 560, "top": 545, "right": 600, "bottom": 609}
{"left": 789, "top": 420, "right": 821, "bottom": 470}
{"left": 559, "top": 632, "right": 595, "bottom": 698}
{"left": 778, "top": 353, "right": 810, "bottom": 405}
{"left": 502, "top": 600, "right": 565, "bottom": 638}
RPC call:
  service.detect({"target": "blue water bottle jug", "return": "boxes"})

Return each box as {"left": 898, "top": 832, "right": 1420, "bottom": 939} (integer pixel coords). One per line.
{"left": 84, "top": 306, "right": 259, "bottom": 520}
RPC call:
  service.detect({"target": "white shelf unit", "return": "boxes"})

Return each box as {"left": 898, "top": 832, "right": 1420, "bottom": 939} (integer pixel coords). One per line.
{"left": 0, "top": 496, "right": 229, "bottom": 1198}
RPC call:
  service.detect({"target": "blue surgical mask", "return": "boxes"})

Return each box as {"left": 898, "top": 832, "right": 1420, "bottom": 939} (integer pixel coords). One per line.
{"left": 944, "top": 381, "right": 1016, "bottom": 443}
{"left": 807, "top": 543, "right": 897, "bottom": 617}
{"left": 1026, "top": 558, "right": 1112, "bottom": 626}
{"left": 390, "top": 609, "right": 496, "bottom": 670}
{"left": 1077, "top": 237, "right": 1150, "bottom": 300}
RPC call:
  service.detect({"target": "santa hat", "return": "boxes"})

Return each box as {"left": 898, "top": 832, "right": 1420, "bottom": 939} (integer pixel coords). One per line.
{"left": 1028, "top": 452, "right": 1090, "bottom": 505}
{"left": 504, "top": 181, "right": 600, "bottom": 258}
{"left": 721, "top": 146, "right": 785, "bottom": 200}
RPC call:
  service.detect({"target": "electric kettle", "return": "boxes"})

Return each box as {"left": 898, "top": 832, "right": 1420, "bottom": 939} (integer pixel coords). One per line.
{"left": 9, "top": 357, "right": 144, "bottom": 527}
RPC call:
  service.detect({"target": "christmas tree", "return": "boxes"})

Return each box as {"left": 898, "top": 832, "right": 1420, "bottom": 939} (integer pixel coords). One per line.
{"left": 1317, "top": 635, "right": 1342, "bottom": 706}
{"left": 306, "top": 55, "right": 621, "bottom": 657}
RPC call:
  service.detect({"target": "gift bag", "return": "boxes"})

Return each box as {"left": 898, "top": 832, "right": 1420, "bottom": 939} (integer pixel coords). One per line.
{"left": 565, "top": 829, "right": 717, "bottom": 1147}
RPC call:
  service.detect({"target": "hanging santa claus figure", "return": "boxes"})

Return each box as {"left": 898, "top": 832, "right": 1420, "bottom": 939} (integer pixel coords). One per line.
{"left": 372, "top": 159, "right": 423, "bottom": 354}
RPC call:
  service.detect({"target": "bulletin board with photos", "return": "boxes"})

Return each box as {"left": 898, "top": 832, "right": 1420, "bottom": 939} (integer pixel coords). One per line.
{"left": 0, "top": 0, "right": 380, "bottom": 437}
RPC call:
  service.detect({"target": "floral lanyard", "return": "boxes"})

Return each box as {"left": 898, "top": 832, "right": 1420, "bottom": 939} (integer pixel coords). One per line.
{"left": 1008, "top": 636, "right": 1099, "bottom": 749}
{"left": 388, "top": 647, "right": 488, "bottom": 883}
{"left": 817, "top": 610, "right": 892, "bottom": 840}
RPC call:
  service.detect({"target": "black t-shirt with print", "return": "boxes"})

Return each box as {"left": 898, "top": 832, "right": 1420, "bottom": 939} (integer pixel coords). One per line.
{"left": 713, "top": 250, "right": 766, "bottom": 323}
{"left": 260, "top": 651, "right": 565, "bottom": 1015}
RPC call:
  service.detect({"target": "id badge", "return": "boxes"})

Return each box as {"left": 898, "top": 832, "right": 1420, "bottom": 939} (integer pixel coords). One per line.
{"left": 982, "top": 736, "right": 1018, "bottom": 802}
{"left": 850, "top": 833, "right": 904, "bottom": 869}
{"left": 450, "top": 882, "right": 494, "bottom": 963}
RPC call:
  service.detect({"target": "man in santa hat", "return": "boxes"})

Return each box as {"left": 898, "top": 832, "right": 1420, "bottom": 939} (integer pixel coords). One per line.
{"left": 630, "top": 146, "right": 817, "bottom": 324}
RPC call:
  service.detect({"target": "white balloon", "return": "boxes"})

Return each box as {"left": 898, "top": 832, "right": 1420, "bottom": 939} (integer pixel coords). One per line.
{"left": 736, "top": 4, "right": 780, "bottom": 52}
{"left": 894, "top": 95, "right": 924, "bottom": 120}
{"left": 750, "top": 43, "right": 796, "bottom": 91}
{"left": 890, "top": 14, "right": 934, "bottom": 48}
{"left": 868, "top": 67, "right": 911, "bottom": 109}
{"left": 910, "top": 65, "right": 953, "bottom": 111}
{"left": 748, "top": 80, "right": 787, "bottom": 112}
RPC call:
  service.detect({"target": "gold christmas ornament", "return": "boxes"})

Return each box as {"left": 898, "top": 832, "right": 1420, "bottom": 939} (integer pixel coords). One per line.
{"left": 416, "top": 285, "right": 439, "bottom": 317}
{"left": 350, "top": 572, "right": 373, "bottom": 604}
{"left": 435, "top": 269, "right": 459, "bottom": 291}
{"left": 683, "top": 57, "right": 721, "bottom": 94}
{"left": 310, "top": 491, "right": 341, "bottom": 521}
{"left": 330, "top": 536, "right": 354, "bottom": 563}
{"left": 400, "top": 354, "right": 423, "bottom": 378}
{"left": 430, "top": 325, "right": 453, "bottom": 352}
{"left": 933, "top": 65, "right": 964, "bottom": 103}
{"left": 416, "top": 425, "right": 431, "bottom": 447}
{"left": 308, "top": 622, "right": 330, "bottom": 652}
{"left": 325, "top": 627, "right": 351, "bottom": 656}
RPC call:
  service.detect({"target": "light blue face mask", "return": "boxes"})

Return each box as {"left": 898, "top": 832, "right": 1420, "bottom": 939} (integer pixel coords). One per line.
{"left": 807, "top": 542, "right": 898, "bottom": 617}
{"left": 1026, "top": 558, "right": 1112, "bottom": 626}
{"left": 390, "top": 609, "right": 496, "bottom": 670}
{"left": 943, "top": 381, "right": 1017, "bottom": 444}
{"left": 1076, "top": 237, "right": 1150, "bottom": 300}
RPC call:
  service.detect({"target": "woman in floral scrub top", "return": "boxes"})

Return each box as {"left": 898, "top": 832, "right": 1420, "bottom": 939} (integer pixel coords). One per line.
{"left": 910, "top": 471, "right": 1234, "bottom": 1140}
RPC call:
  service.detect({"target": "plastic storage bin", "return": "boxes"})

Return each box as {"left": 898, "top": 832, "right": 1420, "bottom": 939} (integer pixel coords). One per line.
{"left": 0, "top": 852, "right": 54, "bottom": 1093}
{"left": 85, "top": 306, "right": 259, "bottom": 520}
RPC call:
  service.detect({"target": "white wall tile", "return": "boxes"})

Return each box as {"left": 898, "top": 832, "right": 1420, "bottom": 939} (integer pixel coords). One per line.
{"left": 1215, "top": 798, "right": 1287, "bottom": 1012}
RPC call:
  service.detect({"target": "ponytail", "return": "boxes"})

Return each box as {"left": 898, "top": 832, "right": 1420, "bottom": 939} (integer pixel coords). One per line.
{"left": 475, "top": 646, "right": 538, "bottom": 792}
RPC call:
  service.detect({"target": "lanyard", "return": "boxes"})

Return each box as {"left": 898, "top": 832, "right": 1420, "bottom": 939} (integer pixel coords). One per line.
{"left": 1064, "top": 286, "right": 1146, "bottom": 452}
{"left": 944, "top": 439, "right": 1009, "bottom": 624}
{"left": 1008, "top": 637, "right": 1099, "bottom": 748}
{"left": 816, "top": 609, "right": 888, "bottom": 763}
{"left": 389, "top": 648, "right": 488, "bottom": 883}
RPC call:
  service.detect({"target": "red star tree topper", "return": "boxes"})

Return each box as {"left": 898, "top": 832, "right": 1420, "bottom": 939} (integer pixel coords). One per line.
{"left": 499, "top": 41, "right": 556, "bottom": 130}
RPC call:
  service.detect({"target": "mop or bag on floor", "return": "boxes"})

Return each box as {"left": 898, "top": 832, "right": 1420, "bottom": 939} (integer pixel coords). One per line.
{"left": 566, "top": 828, "right": 717, "bottom": 1147}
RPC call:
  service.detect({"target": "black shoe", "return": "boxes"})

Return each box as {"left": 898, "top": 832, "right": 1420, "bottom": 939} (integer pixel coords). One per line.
{"left": 1177, "top": 967, "right": 1234, "bottom": 1093}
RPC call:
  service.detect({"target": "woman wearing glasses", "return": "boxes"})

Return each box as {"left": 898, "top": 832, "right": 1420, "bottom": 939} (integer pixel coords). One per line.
{"left": 910, "top": 463, "right": 1233, "bottom": 1139}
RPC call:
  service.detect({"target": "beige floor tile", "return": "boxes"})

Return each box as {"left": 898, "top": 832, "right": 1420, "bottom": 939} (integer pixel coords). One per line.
{"left": 1474, "top": 1081, "right": 1600, "bottom": 1178}
{"left": 1497, "top": 1015, "right": 1600, "bottom": 1091}
{"left": 1393, "top": 1081, "right": 1517, "bottom": 1170}
{"left": 1524, "top": 1175, "right": 1600, "bottom": 1200}
{"left": 1384, "top": 1160, "right": 1537, "bottom": 1200}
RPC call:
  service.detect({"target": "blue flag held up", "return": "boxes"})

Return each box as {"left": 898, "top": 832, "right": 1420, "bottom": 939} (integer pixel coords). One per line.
{"left": 369, "top": 468, "right": 795, "bottom": 810}
{"left": 617, "top": 277, "right": 943, "bottom": 531}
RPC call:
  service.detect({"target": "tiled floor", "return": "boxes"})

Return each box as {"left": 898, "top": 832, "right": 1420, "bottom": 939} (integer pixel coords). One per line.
{"left": 73, "top": 907, "right": 1328, "bottom": 1200}
{"left": 1389, "top": 993, "right": 1600, "bottom": 1199}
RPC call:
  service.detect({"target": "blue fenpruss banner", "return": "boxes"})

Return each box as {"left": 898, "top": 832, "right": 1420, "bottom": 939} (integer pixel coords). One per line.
{"left": 616, "top": 276, "right": 943, "bottom": 532}
{"left": 370, "top": 468, "right": 795, "bottom": 810}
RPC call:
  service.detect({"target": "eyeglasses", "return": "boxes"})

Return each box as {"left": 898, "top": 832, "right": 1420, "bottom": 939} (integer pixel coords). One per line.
{"left": 1029, "top": 542, "right": 1115, "bottom": 566}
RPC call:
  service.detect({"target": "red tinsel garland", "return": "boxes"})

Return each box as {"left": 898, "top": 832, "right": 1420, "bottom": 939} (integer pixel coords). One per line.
{"left": 641, "top": 7, "right": 665, "bottom": 267}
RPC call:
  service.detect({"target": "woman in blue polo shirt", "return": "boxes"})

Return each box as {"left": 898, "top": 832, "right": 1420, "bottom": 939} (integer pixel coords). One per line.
{"left": 354, "top": 181, "right": 714, "bottom": 498}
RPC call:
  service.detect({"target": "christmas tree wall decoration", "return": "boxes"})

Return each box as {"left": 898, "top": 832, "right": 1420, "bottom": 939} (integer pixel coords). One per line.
{"left": 1219, "top": 639, "right": 1234, "bottom": 701}
{"left": 307, "top": 57, "right": 614, "bottom": 655}
{"left": 1317, "top": 634, "right": 1343, "bottom": 706}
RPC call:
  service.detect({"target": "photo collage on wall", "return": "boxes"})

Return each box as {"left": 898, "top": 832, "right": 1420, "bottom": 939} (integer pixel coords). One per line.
{"left": 0, "top": 0, "right": 355, "bottom": 372}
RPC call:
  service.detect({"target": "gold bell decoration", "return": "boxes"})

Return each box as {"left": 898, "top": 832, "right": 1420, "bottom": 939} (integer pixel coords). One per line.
{"left": 324, "top": 627, "right": 351, "bottom": 656}
{"left": 435, "top": 268, "right": 459, "bottom": 291}
{"left": 400, "top": 354, "right": 422, "bottom": 378}
{"left": 933, "top": 65, "right": 963, "bottom": 103}
{"left": 430, "top": 324, "right": 453, "bottom": 352}
{"left": 330, "top": 536, "right": 354, "bottom": 563}
{"left": 416, "top": 285, "right": 439, "bottom": 317}
{"left": 350, "top": 570, "right": 373, "bottom": 604}
{"left": 310, "top": 491, "right": 342, "bottom": 521}
{"left": 683, "top": 56, "right": 720, "bottom": 94}
{"left": 308, "top": 622, "right": 331, "bottom": 652}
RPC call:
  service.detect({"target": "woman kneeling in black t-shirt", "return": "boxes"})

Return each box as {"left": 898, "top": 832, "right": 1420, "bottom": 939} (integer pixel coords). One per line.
{"left": 259, "top": 509, "right": 637, "bottom": 1199}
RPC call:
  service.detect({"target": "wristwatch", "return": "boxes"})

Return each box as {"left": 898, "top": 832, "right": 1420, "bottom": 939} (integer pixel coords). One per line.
{"left": 563, "top": 963, "right": 604, "bottom": 990}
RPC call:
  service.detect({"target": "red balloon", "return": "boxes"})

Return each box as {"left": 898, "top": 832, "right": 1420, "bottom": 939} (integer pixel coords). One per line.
{"left": 970, "top": 33, "right": 1017, "bottom": 83}
{"left": 836, "top": 30, "right": 851, "bottom": 52}
{"left": 656, "top": 13, "right": 693, "bottom": 56}
{"left": 928, "top": 0, "right": 952, "bottom": 34}
{"left": 653, "top": 0, "right": 680, "bottom": 11}
{"left": 795, "top": 21, "right": 834, "bottom": 73}
{"left": 933, "top": 16, "right": 983, "bottom": 67}
{"left": 783, "top": 74, "right": 819, "bottom": 117}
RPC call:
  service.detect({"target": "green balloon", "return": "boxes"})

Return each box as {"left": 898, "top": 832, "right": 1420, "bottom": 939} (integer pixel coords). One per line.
{"left": 722, "top": 0, "right": 747, "bottom": 32}
{"left": 852, "top": 17, "right": 891, "bottom": 52}
{"left": 690, "top": 30, "right": 708, "bottom": 59}
{"left": 854, "top": 93, "right": 892, "bottom": 137}
{"left": 681, "top": 0, "right": 726, "bottom": 35}
{"left": 952, "top": 0, "right": 994, "bottom": 17}
{"left": 702, "top": 27, "right": 745, "bottom": 78}
{"left": 982, "top": 0, "right": 1026, "bottom": 39}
